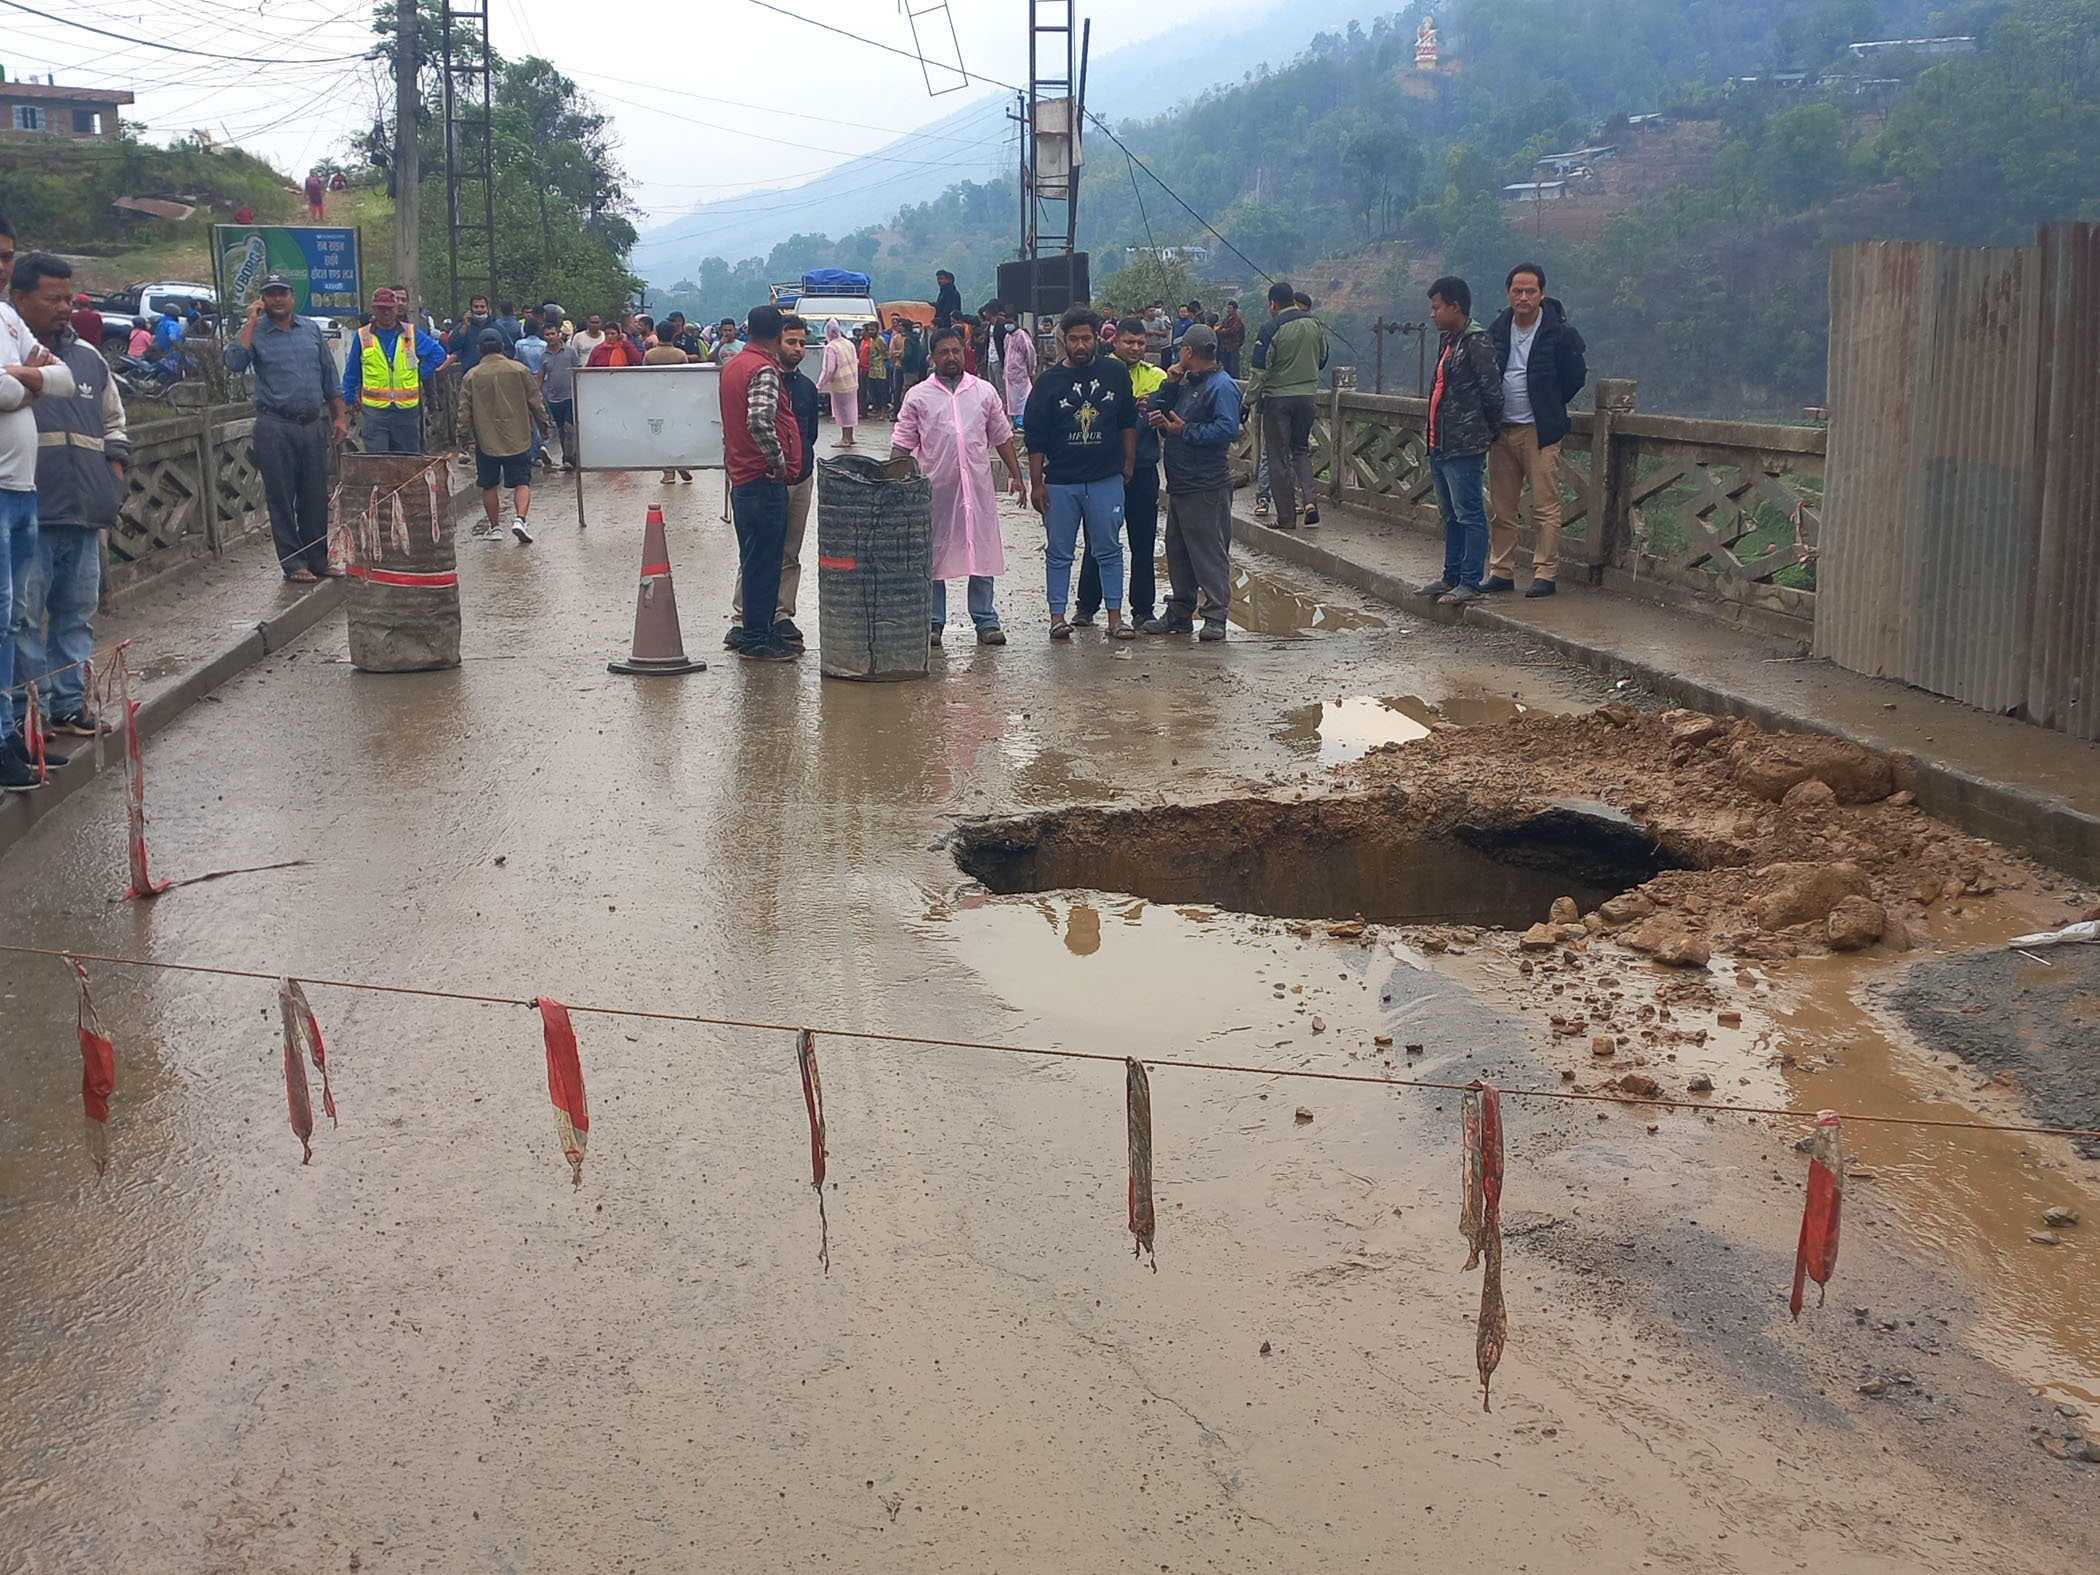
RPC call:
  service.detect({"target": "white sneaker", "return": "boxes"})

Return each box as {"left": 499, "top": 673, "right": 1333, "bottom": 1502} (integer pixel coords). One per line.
{"left": 511, "top": 517, "right": 533, "bottom": 544}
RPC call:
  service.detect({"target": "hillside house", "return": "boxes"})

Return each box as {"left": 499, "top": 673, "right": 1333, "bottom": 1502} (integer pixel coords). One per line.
{"left": 0, "top": 79, "right": 133, "bottom": 141}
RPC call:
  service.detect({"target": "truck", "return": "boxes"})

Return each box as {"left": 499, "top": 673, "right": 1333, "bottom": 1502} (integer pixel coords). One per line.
{"left": 770, "top": 270, "right": 880, "bottom": 390}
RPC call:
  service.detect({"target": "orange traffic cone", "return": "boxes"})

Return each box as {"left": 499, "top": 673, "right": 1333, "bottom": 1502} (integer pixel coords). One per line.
{"left": 608, "top": 503, "right": 707, "bottom": 675}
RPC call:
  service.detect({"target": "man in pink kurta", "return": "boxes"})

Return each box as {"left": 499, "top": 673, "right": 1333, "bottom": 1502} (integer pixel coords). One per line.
{"left": 892, "top": 324, "right": 1026, "bottom": 647}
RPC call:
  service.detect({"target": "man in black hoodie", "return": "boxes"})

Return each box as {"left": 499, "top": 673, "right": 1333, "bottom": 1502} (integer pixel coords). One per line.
{"left": 1485, "top": 262, "right": 1587, "bottom": 598}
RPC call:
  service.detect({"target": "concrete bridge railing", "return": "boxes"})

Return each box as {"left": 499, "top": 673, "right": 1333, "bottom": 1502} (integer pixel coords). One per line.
{"left": 1236, "top": 373, "right": 1826, "bottom": 641}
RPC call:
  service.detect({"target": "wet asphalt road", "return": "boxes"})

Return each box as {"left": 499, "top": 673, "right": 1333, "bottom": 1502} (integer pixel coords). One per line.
{"left": 4, "top": 460, "right": 2067, "bottom": 1573}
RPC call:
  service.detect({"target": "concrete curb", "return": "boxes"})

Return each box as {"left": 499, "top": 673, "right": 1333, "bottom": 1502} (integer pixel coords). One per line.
{"left": 0, "top": 578, "right": 347, "bottom": 862}
{"left": 1239, "top": 517, "right": 2100, "bottom": 883}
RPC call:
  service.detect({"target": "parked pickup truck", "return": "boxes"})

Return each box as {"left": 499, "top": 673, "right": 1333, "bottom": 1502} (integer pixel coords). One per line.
{"left": 84, "top": 281, "right": 220, "bottom": 346}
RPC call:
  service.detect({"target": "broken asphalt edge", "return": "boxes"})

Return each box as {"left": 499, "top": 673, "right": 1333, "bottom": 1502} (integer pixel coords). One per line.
{"left": 0, "top": 578, "right": 347, "bottom": 863}
{"left": 1238, "top": 518, "right": 2100, "bottom": 886}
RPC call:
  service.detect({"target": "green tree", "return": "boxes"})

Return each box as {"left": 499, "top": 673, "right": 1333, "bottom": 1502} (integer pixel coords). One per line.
{"left": 1763, "top": 102, "right": 1847, "bottom": 212}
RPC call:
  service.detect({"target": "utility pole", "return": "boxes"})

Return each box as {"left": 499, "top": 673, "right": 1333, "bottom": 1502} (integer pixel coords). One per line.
{"left": 392, "top": 0, "right": 420, "bottom": 310}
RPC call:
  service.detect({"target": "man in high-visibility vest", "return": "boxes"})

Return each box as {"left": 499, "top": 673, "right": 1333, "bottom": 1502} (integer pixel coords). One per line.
{"left": 342, "top": 287, "right": 451, "bottom": 453}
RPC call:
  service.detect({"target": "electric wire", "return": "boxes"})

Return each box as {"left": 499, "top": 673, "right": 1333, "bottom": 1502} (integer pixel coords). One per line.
{"left": 0, "top": 0, "right": 371, "bottom": 64}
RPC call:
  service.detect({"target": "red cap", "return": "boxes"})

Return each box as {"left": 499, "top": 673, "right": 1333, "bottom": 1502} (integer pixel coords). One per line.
{"left": 370, "top": 287, "right": 400, "bottom": 307}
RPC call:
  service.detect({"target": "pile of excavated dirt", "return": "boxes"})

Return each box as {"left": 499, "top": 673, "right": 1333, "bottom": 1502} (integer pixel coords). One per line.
{"left": 1347, "top": 703, "right": 2092, "bottom": 964}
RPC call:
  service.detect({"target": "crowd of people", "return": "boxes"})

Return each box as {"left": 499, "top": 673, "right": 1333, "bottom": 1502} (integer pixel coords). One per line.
{"left": 0, "top": 184, "right": 1587, "bottom": 783}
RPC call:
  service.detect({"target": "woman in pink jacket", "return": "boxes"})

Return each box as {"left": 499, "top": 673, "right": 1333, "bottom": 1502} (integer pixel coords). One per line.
{"left": 819, "top": 318, "right": 860, "bottom": 448}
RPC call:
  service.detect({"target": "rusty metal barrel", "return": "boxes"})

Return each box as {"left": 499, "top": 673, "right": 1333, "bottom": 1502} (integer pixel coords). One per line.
{"left": 338, "top": 451, "right": 462, "bottom": 672}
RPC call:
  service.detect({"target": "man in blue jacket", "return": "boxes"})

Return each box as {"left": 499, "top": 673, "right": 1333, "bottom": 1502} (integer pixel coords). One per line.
{"left": 1143, "top": 323, "right": 1244, "bottom": 641}
{"left": 343, "top": 287, "right": 450, "bottom": 453}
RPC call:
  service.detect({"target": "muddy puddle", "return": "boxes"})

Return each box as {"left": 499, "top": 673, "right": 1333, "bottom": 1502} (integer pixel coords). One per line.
{"left": 1277, "top": 693, "right": 1539, "bottom": 764}
{"left": 1228, "top": 563, "right": 1384, "bottom": 636}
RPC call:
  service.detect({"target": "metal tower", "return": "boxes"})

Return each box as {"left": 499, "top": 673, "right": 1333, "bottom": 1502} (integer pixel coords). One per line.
{"left": 1016, "top": 0, "right": 1087, "bottom": 321}
{"left": 441, "top": 0, "right": 497, "bottom": 315}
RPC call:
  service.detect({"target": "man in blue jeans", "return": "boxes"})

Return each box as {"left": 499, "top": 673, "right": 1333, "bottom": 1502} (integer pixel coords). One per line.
{"left": 1022, "top": 305, "right": 1138, "bottom": 639}
{"left": 2, "top": 239, "right": 80, "bottom": 792}
{"left": 16, "top": 251, "right": 126, "bottom": 744}
{"left": 1420, "top": 275, "right": 1503, "bottom": 606}
{"left": 717, "top": 304, "right": 804, "bottom": 661}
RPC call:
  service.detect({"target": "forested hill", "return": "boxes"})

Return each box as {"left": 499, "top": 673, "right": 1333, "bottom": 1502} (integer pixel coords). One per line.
{"left": 656, "top": 0, "right": 2100, "bottom": 416}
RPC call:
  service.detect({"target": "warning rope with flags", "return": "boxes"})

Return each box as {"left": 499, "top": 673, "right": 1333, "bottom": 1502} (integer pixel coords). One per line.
{"left": 538, "top": 996, "right": 589, "bottom": 1185}
{"left": 1791, "top": 1109, "right": 1844, "bottom": 1318}
{"left": 67, "top": 956, "right": 115, "bottom": 1175}
{"left": 1126, "top": 1057, "right": 1156, "bottom": 1269}
{"left": 796, "top": 1028, "right": 830, "bottom": 1273}
{"left": 1459, "top": 1080, "right": 1507, "bottom": 1412}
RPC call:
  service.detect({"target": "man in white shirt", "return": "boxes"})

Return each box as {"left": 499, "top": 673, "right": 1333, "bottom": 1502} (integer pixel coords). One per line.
{"left": 1, "top": 229, "right": 81, "bottom": 790}
{"left": 1484, "top": 261, "right": 1586, "bottom": 598}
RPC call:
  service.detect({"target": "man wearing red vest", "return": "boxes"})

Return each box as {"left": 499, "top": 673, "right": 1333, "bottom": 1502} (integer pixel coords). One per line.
{"left": 718, "top": 303, "right": 803, "bottom": 662}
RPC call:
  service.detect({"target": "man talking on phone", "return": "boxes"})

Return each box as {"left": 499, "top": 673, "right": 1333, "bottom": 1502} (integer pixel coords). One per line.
{"left": 226, "top": 274, "right": 346, "bottom": 582}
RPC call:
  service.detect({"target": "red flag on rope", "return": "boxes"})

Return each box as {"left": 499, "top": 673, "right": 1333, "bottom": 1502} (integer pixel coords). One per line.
{"left": 114, "top": 648, "right": 168, "bottom": 899}
{"left": 277, "top": 978, "right": 334, "bottom": 1161}
{"left": 67, "top": 956, "right": 114, "bottom": 1176}
{"left": 1790, "top": 1110, "right": 1844, "bottom": 1319}
{"left": 538, "top": 996, "right": 588, "bottom": 1184}
{"left": 796, "top": 1028, "right": 830, "bottom": 1272}
{"left": 1126, "top": 1057, "right": 1156, "bottom": 1269}
{"left": 281, "top": 984, "right": 314, "bottom": 1164}
{"left": 285, "top": 979, "right": 336, "bottom": 1126}
{"left": 1460, "top": 1080, "right": 1507, "bottom": 1412}
{"left": 23, "top": 682, "right": 47, "bottom": 785}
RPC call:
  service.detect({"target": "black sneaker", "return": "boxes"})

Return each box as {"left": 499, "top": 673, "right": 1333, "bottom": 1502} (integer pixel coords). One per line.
{"left": 722, "top": 627, "right": 747, "bottom": 651}
{"left": 1483, "top": 576, "right": 1517, "bottom": 593}
{"left": 6, "top": 729, "right": 65, "bottom": 770}
{"left": 774, "top": 618, "right": 805, "bottom": 651}
{"left": 976, "top": 625, "right": 1007, "bottom": 646}
{"left": 50, "top": 712, "right": 110, "bottom": 738}
{"left": 1302, "top": 507, "right": 1320, "bottom": 525}
{"left": 1142, "top": 615, "right": 1195, "bottom": 635}
{"left": 1198, "top": 619, "right": 1227, "bottom": 642}
{"left": 929, "top": 625, "right": 944, "bottom": 648}
{"left": 1069, "top": 612, "right": 1098, "bottom": 627}
{"left": 0, "top": 751, "right": 41, "bottom": 792}
{"left": 1525, "top": 578, "right": 1557, "bottom": 598}
{"left": 1419, "top": 580, "right": 1453, "bottom": 597}
{"left": 736, "top": 641, "right": 799, "bottom": 662}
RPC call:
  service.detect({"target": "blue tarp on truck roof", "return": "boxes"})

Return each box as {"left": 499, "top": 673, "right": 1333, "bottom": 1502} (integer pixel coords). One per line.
{"left": 802, "top": 269, "right": 872, "bottom": 296}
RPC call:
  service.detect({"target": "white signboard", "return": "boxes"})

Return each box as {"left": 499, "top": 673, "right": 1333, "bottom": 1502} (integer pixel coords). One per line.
{"left": 574, "top": 363, "right": 725, "bottom": 470}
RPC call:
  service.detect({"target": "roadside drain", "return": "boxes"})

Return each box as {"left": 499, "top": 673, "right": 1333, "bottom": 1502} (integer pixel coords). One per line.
{"left": 952, "top": 796, "right": 1692, "bottom": 929}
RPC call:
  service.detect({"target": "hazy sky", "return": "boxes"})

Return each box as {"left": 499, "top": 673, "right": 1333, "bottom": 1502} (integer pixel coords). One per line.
{"left": 1, "top": 0, "right": 1277, "bottom": 220}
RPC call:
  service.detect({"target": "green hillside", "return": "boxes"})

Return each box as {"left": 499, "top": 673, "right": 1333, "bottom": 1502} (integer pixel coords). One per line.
{"left": 660, "top": 0, "right": 2100, "bottom": 416}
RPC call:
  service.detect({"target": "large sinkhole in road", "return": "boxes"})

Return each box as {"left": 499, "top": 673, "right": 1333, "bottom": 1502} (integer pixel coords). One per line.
{"left": 951, "top": 797, "right": 1694, "bottom": 928}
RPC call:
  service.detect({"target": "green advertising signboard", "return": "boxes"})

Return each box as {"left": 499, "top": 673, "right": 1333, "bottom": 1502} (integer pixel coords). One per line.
{"left": 211, "top": 225, "right": 362, "bottom": 315}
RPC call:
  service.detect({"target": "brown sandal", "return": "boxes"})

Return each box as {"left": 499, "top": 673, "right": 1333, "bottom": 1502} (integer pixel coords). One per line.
{"left": 286, "top": 568, "right": 319, "bottom": 583}
{"left": 1109, "top": 621, "right": 1137, "bottom": 640}
{"left": 1049, "top": 617, "right": 1072, "bottom": 640}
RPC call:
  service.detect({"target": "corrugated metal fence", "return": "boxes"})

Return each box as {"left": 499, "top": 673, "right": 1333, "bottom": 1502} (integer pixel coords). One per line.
{"left": 1821, "top": 226, "right": 2100, "bottom": 740}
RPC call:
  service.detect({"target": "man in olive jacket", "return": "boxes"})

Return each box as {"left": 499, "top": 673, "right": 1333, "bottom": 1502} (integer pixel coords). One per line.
{"left": 1245, "top": 279, "right": 1329, "bottom": 530}
{"left": 1420, "top": 275, "right": 1502, "bottom": 605}
{"left": 1485, "top": 261, "right": 1587, "bottom": 597}
{"left": 457, "top": 328, "right": 549, "bottom": 544}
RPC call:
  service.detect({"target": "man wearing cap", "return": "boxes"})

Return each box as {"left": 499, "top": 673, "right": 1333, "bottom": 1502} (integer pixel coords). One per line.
{"left": 457, "top": 328, "right": 548, "bottom": 545}
{"left": 343, "top": 287, "right": 450, "bottom": 454}
{"left": 226, "top": 274, "right": 347, "bottom": 582}
{"left": 1144, "top": 323, "right": 1244, "bottom": 641}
